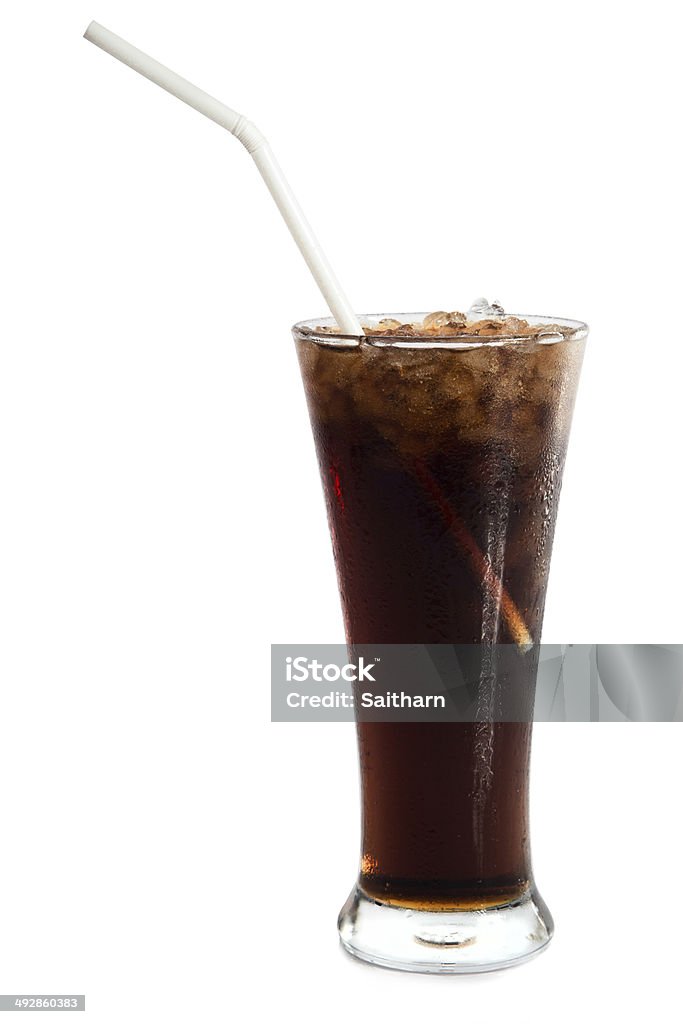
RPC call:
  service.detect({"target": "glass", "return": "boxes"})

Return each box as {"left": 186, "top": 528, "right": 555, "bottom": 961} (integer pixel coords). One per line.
{"left": 293, "top": 312, "right": 587, "bottom": 972}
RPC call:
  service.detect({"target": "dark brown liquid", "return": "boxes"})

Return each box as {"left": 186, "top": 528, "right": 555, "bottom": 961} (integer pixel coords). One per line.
{"left": 296, "top": 328, "right": 583, "bottom": 909}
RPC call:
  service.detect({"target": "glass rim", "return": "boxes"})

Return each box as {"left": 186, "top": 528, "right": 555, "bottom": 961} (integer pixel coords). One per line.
{"left": 292, "top": 313, "right": 589, "bottom": 349}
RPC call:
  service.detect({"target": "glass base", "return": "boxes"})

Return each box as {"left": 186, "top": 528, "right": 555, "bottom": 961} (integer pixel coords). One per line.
{"left": 338, "top": 886, "right": 554, "bottom": 974}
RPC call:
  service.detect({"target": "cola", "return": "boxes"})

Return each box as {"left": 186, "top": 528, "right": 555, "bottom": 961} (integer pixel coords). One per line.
{"left": 294, "top": 307, "right": 586, "bottom": 967}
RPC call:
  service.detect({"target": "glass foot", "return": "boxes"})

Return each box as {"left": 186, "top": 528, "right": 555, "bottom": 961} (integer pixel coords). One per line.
{"left": 338, "top": 886, "right": 554, "bottom": 974}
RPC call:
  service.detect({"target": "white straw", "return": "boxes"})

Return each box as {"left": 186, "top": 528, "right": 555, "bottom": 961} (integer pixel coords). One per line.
{"left": 83, "top": 21, "right": 363, "bottom": 336}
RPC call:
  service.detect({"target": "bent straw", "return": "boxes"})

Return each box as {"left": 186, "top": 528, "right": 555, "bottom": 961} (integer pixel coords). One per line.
{"left": 83, "top": 21, "right": 362, "bottom": 336}
{"left": 84, "top": 22, "right": 532, "bottom": 651}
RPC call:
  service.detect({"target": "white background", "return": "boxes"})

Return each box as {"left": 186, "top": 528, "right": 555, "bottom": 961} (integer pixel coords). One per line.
{"left": 0, "top": 2, "right": 681, "bottom": 1021}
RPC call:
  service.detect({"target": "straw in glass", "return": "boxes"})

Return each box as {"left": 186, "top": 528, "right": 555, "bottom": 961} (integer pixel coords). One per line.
{"left": 83, "top": 22, "right": 532, "bottom": 650}
{"left": 83, "top": 21, "right": 362, "bottom": 336}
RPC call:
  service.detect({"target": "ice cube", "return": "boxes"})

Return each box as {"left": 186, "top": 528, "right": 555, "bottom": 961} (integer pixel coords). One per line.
{"left": 422, "top": 311, "right": 451, "bottom": 329}
{"left": 501, "top": 317, "right": 531, "bottom": 335}
{"left": 470, "top": 318, "right": 506, "bottom": 336}
{"left": 468, "top": 297, "right": 505, "bottom": 320}
{"left": 422, "top": 311, "right": 467, "bottom": 333}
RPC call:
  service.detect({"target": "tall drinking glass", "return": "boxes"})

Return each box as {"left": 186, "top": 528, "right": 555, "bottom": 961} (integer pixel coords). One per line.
{"left": 293, "top": 312, "right": 586, "bottom": 972}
